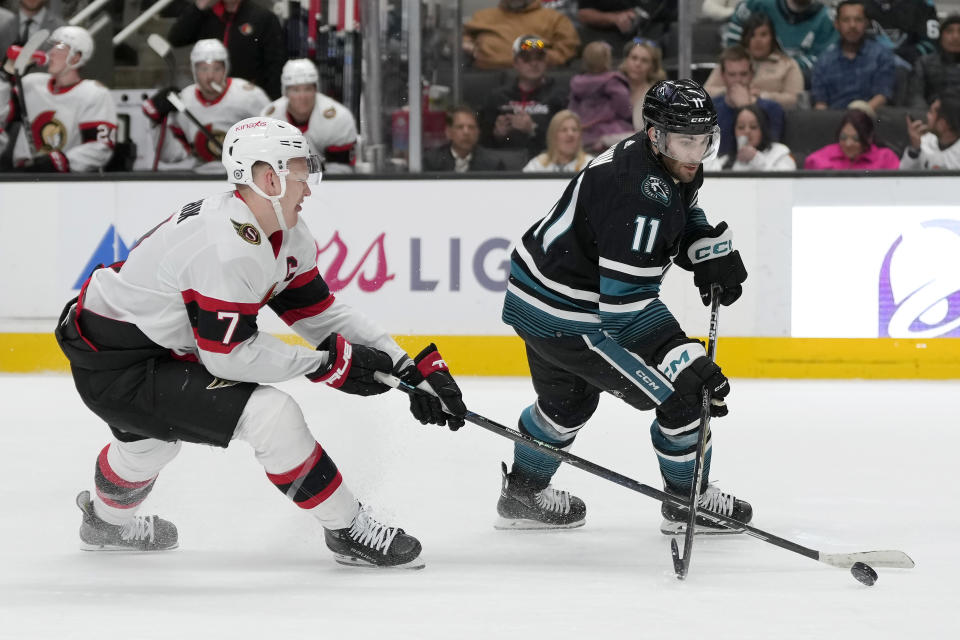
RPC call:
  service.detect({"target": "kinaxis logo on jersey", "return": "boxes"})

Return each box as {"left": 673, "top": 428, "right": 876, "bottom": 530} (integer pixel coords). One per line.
{"left": 878, "top": 219, "right": 960, "bottom": 338}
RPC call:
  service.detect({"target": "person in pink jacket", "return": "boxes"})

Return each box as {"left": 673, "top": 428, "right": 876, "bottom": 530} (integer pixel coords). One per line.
{"left": 568, "top": 41, "right": 634, "bottom": 152}
{"left": 804, "top": 108, "right": 900, "bottom": 170}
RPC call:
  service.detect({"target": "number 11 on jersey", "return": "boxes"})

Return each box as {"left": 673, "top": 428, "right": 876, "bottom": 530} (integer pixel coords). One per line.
{"left": 632, "top": 215, "right": 660, "bottom": 254}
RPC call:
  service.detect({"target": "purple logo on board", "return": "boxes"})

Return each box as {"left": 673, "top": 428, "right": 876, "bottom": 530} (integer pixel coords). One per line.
{"left": 878, "top": 220, "right": 960, "bottom": 338}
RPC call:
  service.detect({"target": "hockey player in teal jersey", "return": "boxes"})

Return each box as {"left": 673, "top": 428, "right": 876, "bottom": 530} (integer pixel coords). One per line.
{"left": 723, "top": 0, "right": 838, "bottom": 74}
{"left": 496, "top": 79, "right": 751, "bottom": 535}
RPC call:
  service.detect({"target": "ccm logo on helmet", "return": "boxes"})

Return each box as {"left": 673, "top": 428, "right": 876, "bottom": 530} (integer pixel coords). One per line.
{"left": 690, "top": 117, "right": 712, "bottom": 122}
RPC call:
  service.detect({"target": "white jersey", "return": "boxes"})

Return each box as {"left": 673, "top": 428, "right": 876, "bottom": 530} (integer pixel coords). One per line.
{"left": 262, "top": 93, "right": 357, "bottom": 173}
{"left": 80, "top": 191, "right": 406, "bottom": 383}
{"left": 0, "top": 78, "right": 9, "bottom": 154}
{"left": 12, "top": 73, "right": 117, "bottom": 172}
{"left": 159, "top": 78, "right": 270, "bottom": 166}
{"left": 899, "top": 132, "right": 960, "bottom": 170}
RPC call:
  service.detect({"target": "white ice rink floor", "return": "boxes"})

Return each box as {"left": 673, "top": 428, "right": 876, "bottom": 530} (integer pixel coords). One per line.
{"left": 1, "top": 374, "right": 957, "bottom": 639}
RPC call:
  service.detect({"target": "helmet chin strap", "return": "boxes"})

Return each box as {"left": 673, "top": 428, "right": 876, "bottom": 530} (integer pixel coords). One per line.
{"left": 247, "top": 179, "right": 289, "bottom": 231}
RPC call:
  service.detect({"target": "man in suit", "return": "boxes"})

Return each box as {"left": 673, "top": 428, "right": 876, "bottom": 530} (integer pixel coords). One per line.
{"left": 0, "top": 0, "right": 66, "bottom": 55}
{"left": 424, "top": 106, "right": 507, "bottom": 172}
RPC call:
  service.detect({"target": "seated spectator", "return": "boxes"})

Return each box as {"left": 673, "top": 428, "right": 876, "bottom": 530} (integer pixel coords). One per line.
{"left": 0, "top": 1, "right": 65, "bottom": 57}
{"left": 620, "top": 37, "right": 666, "bottom": 128}
{"left": 702, "top": 0, "right": 739, "bottom": 22}
{"left": 424, "top": 106, "right": 506, "bottom": 172}
{"left": 705, "top": 104, "right": 795, "bottom": 170}
{"left": 463, "top": 0, "right": 580, "bottom": 69}
{"left": 907, "top": 15, "right": 960, "bottom": 109}
{"left": 262, "top": 59, "right": 357, "bottom": 174}
{"left": 864, "top": 0, "right": 938, "bottom": 67}
{"left": 900, "top": 93, "right": 960, "bottom": 170}
{"left": 811, "top": 0, "right": 894, "bottom": 111}
{"left": 576, "top": 0, "right": 676, "bottom": 52}
{"left": 168, "top": 0, "right": 285, "bottom": 99}
{"left": 568, "top": 41, "right": 633, "bottom": 152}
{"left": 705, "top": 12, "right": 803, "bottom": 109}
{"left": 143, "top": 39, "right": 270, "bottom": 170}
{"left": 9, "top": 26, "right": 116, "bottom": 172}
{"left": 803, "top": 108, "right": 899, "bottom": 169}
{"left": 478, "top": 35, "right": 569, "bottom": 159}
{"left": 523, "top": 109, "right": 594, "bottom": 171}
{"left": 712, "top": 45, "right": 784, "bottom": 157}
{"left": 723, "top": 0, "right": 837, "bottom": 76}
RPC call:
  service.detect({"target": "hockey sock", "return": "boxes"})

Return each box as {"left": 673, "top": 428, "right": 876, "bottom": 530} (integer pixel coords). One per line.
{"left": 266, "top": 441, "right": 359, "bottom": 530}
{"left": 93, "top": 439, "right": 181, "bottom": 525}
{"left": 513, "top": 402, "right": 581, "bottom": 489}
{"left": 650, "top": 418, "right": 712, "bottom": 493}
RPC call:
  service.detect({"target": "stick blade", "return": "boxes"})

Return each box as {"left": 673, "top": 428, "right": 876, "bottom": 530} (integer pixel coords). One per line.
{"left": 147, "top": 33, "right": 171, "bottom": 58}
{"left": 819, "top": 550, "right": 915, "bottom": 569}
{"left": 14, "top": 28, "right": 50, "bottom": 74}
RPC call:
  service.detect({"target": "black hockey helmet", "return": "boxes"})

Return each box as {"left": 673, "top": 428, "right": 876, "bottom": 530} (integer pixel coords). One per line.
{"left": 642, "top": 79, "right": 718, "bottom": 135}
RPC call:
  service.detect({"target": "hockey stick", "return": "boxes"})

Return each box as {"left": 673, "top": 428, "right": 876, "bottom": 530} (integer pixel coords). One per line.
{"left": 166, "top": 92, "right": 222, "bottom": 154}
{"left": 374, "top": 372, "right": 915, "bottom": 575}
{"left": 10, "top": 28, "right": 50, "bottom": 157}
{"left": 146, "top": 34, "right": 177, "bottom": 171}
{"left": 671, "top": 284, "right": 722, "bottom": 580}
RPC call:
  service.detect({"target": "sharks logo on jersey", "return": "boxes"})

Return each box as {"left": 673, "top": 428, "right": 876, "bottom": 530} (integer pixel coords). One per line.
{"left": 642, "top": 175, "right": 671, "bottom": 206}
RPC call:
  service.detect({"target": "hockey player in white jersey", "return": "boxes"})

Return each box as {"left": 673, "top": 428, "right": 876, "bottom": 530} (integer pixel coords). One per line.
{"left": 143, "top": 39, "right": 270, "bottom": 170}
{"left": 262, "top": 58, "right": 357, "bottom": 174}
{"left": 10, "top": 26, "right": 116, "bottom": 172}
{"left": 55, "top": 117, "right": 466, "bottom": 569}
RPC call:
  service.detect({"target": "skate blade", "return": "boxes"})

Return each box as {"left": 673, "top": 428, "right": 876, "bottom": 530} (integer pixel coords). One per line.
{"left": 332, "top": 553, "right": 425, "bottom": 570}
{"left": 659, "top": 519, "right": 745, "bottom": 536}
{"left": 80, "top": 542, "right": 179, "bottom": 552}
{"left": 494, "top": 516, "right": 585, "bottom": 531}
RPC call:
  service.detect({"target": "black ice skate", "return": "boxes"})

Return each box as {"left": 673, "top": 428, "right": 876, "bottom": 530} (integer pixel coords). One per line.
{"left": 495, "top": 462, "right": 586, "bottom": 530}
{"left": 76, "top": 490, "right": 179, "bottom": 551}
{"left": 324, "top": 504, "right": 424, "bottom": 569}
{"left": 660, "top": 483, "right": 753, "bottom": 535}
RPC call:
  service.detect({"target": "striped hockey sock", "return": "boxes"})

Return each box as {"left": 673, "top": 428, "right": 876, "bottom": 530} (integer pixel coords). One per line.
{"left": 266, "top": 441, "right": 358, "bottom": 530}
{"left": 93, "top": 444, "right": 158, "bottom": 525}
{"left": 513, "top": 403, "right": 581, "bottom": 488}
{"left": 650, "top": 418, "right": 712, "bottom": 492}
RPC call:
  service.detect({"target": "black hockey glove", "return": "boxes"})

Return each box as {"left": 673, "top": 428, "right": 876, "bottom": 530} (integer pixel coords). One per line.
{"left": 688, "top": 222, "right": 747, "bottom": 306}
{"left": 13, "top": 151, "right": 69, "bottom": 173}
{"left": 395, "top": 344, "right": 467, "bottom": 430}
{"left": 142, "top": 86, "right": 180, "bottom": 124}
{"left": 306, "top": 333, "right": 392, "bottom": 396}
{"left": 655, "top": 340, "right": 730, "bottom": 430}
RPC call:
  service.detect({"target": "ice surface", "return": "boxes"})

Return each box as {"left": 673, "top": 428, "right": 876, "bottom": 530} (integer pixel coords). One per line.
{"left": 0, "top": 375, "right": 956, "bottom": 639}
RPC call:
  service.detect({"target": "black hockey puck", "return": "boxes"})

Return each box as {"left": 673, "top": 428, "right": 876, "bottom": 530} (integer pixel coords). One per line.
{"left": 850, "top": 562, "right": 878, "bottom": 586}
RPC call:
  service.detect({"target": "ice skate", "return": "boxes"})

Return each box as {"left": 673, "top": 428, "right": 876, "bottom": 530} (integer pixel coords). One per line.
{"left": 324, "top": 503, "right": 424, "bottom": 569}
{"left": 660, "top": 483, "right": 752, "bottom": 535}
{"left": 495, "top": 462, "right": 586, "bottom": 530}
{"left": 76, "top": 490, "right": 179, "bottom": 551}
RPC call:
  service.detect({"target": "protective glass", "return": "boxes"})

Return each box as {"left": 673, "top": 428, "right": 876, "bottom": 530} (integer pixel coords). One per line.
{"left": 654, "top": 126, "right": 721, "bottom": 164}
{"left": 298, "top": 154, "right": 324, "bottom": 184}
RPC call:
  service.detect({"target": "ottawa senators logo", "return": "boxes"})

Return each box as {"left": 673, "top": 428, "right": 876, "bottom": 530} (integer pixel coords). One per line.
{"left": 231, "top": 219, "right": 261, "bottom": 245}
{"left": 193, "top": 127, "right": 227, "bottom": 162}
{"left": 31, "top": 111, "right": 67, "bottom": 152}
{"left": 239, "top": 23, "right": 254, "bottom": 36}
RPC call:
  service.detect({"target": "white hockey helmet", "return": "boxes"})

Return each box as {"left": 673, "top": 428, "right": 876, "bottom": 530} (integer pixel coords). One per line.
{"left": 50, "top": 26, "right": 94, "bottom": 69}
{"left": 222, "top": 117, "right": 323, "bottom": 230}
{"left": 190, "top": 38, "right": 230, "bottom": 83}
{"left": 281, "top": 58, "right": 320, "bottom": 93}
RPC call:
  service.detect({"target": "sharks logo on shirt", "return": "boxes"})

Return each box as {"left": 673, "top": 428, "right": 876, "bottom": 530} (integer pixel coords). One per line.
{"left": 641, "top": 175, "right": 671, "bottom": 206}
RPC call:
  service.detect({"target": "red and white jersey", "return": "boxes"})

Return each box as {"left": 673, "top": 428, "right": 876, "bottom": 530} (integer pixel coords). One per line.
{"left": 262, "top": 93, "right": 357, "bottom": 173}
{"left": 80, "top": 191, "right": 406, "bottom": 383}
{"left": 159, "top": 78, "right": 270, "bottom": 166}
{"left": 12, "top": 73, "right": 117, "bottom": 172}
{"left": 0, "top": 78, "right": 9, "bottom": 154}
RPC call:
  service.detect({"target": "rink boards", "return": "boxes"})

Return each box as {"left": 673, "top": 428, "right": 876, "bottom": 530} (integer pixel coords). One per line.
{"left": 1, "top": 175, "right": 958, "bottom": 378}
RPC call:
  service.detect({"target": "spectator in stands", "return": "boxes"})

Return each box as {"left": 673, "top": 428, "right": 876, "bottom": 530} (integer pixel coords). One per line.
{"left": 704, "top": 104, "right": 796, "bottom": 170}
{"left": 143, "top": 39, "right": 270, "bottom": 171}
{"left": 900, "top": 93, "right": 960, "bottom": 170}
{"left": 262, "top": 59, "right": 357, "bottom": 174}
{"left": 523, "top": 109, "right": 594, "bottom": 172}
{"left": 811, "top": 0, "right": 894, "bottom": 111}
{"left": 463, "top": 0, "right": 580, "bottom": 69}
{"left": 568, "top": 41, "right": 634, "bottom": 152}
{"left": 478, "top": 34, "right": 568, "bottom": 159}
{"left": 712, "top": 45, "right": 784, "bottom": 157}
{"left": 863, "top": 0, "right": 938, "bottom": 67}
{"left": 168, "top": 0, "right": 285, "bottom": 99}
{"left": 705, "top": 12, "right": 804, "bottom": 109}
{"left": 723, "top": 0, "right": 837, "bottom": 77}
{"left": 8, "top": 26, "right": 116, "bottom": 172}
{"left": 0, "top": 0, "right": 65, "bottom": 56}
{"left": 702, "top": 0, "right": 739, "bottom": 22}
{"left": 424, "top": 106, "right": 506, "bottom": 172}
{"left": 908, "top": 15, "right": 960, "bottom": 109}
{"left": 576, "top": 0, "right": 676, "bottom": 52}
{"left": 803, "top": 108, "right": 899, "bottom": 169}
{"left": 620, "top": 37, "right": 666, "bottom": 128}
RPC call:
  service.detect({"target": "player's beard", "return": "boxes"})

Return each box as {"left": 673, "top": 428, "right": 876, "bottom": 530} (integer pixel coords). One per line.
{"left": 660, "top": 154, "right": 699, "bottom": 183}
